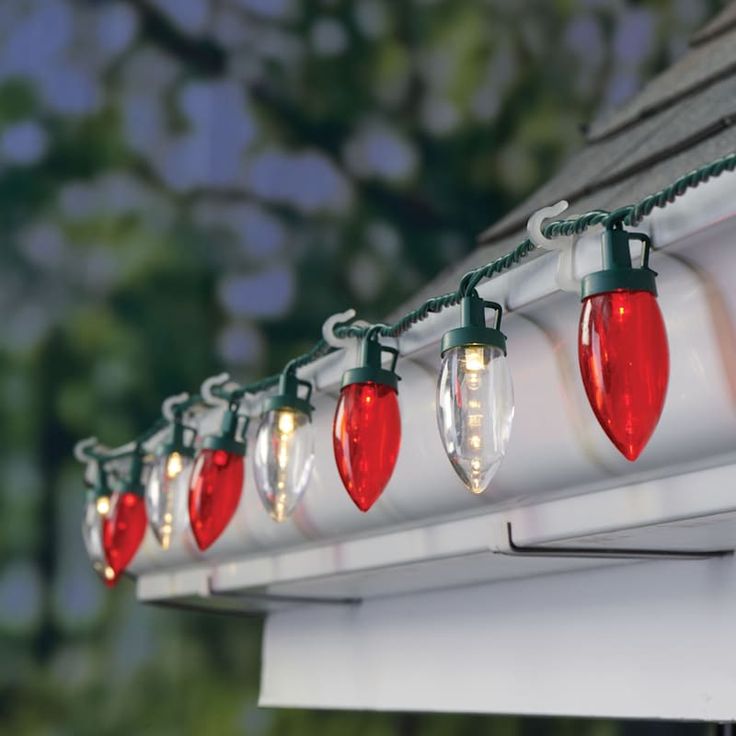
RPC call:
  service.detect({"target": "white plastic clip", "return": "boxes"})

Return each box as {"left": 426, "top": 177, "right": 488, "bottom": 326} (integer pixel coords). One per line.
{"left": 74, "top": 436, "right": 99, "bottom": 464}
{"left": 200, "top": 372, "right": 256, "bottom": 416}
{"left": 322, "top": 309, "right": 357, "bottom": 349}
{"left": 526, "top": 200, "right": 580, "bottom": 293}
{"left": 200, "top": 372, "right": 234, "bottom": 409}
{"left": 162, "top": 392, "right": 190, "bottom": 421}
{"left": 322, "top": 309, "right": 371, "bottom": 366}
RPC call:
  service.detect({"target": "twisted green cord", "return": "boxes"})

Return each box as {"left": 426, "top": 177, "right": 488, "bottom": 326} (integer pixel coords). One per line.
{"left": 94, "top": 151, "right": 736, "bottom": 456}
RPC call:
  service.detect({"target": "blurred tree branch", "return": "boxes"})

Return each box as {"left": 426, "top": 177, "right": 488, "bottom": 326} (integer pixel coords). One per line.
{"left": 119, "top": 0, "right": 450, "bottom": 232}
{"left": 121, "top": 0, "right": 227, "bottom": 75}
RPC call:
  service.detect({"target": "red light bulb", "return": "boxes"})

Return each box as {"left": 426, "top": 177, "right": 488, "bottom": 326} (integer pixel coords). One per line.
{"left": 579, "top": 289, "right": 669, "bottom": 460}
{"left": 333, "top": 381, "right": 401, "bottom": 512}
{"left": 188, "top": 449, "right": 243, "bottom": 550}
{"left": 102, "top": 491, "right": 147, "bottom": 587}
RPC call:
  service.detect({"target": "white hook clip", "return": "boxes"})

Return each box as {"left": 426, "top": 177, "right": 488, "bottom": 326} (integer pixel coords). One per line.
{"left": 526, "top": 200, "right": 580, "bottom": 293}
{"left": 202, "top": 372, "right": 258, "bottom": 418}
{"left": 322, "top": 309, "right": 372, "bottom": 368}
{"left": 162, "top": 392, "right": 190, "bottom": 421}
{"left": 74, "top": 436, "right": 99, "bottom": 464}
{"left": 200, "top": 372, "right": 233, "bottom": 409}
{"left": 322, "top": 309, "right": 358, "bottom": 349}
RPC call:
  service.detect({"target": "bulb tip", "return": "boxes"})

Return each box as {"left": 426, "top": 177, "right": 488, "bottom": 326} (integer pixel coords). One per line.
{"left": 192, "top": 533, "right": 211, "bottom": 552}
{"left": 352, "top": 497, "right": 373, "bottom": 512}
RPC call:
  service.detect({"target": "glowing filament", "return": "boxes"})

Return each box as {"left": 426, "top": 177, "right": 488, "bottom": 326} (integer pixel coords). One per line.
{"left": 278, "top": 410, "right": 296, "bottom": 435}
{"left": 165, "top": 451, "right": 183, "bottom": 479}
{"left": 464, "top": 346, "right": 485, "bottom": 371}
{"left": 463, "top": 347, "right": 486, "bottom": 390}
{"left": 96, "top": 496, "right": 111, "bottom": 516}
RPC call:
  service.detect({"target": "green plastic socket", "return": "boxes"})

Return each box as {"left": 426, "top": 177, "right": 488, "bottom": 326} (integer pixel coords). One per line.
{"left": 341, "top": 335, "right": 400, "bottom": 392}
{"left": 440, "top": 292, "right": 507, "bottom": 356}
{"left": 581, "top": 225, "right": 657, "bottom": 300}
{"left": 203, "top": 403, "right": 248, "bottom": 456}
{"left": 157, "top": 416, "right": 196, "bottom": 460}
{"left": 261, "top": 371, "right": 314, "bottom": 420}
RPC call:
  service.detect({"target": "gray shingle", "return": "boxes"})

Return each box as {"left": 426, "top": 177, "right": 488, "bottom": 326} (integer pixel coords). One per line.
{"left": 691, "top": 1, "right": 736, "bottom": 46}
{"left": 479, "top": 73, "right": 736, "bottom": 244}
{"left": 588, "top": 27, "right": 736, "bottom": 141}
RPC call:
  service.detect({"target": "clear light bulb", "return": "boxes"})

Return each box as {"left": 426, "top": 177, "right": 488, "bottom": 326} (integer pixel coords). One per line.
{"left": 82, "top": 495, "right": 108, "bottom": 580}
{"left": 146, "top": 452, "right": 193, "bottom": 550}
{"left": 254, "top": 408, "right": 314, "bottom": 522}
{"left": 436, "top": 344, "right": 514, "bottom": 494}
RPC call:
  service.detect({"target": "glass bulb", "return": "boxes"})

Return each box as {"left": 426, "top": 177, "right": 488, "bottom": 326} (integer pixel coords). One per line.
{"left": 254, "top": 408, "right": 314, "bottom": 522}
{"left": 436, "top": 344, "right": 514, "bottom": 494}
{"left": 146, "top": 452, "right": 193, "bottom": 550}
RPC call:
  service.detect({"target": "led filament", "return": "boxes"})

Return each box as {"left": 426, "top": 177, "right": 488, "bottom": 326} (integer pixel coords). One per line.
{"left": 165, "top": 451, "right": 184, "bottom": 479}
{"left": 95, "top": 495, "right": 111, "bottom": 516}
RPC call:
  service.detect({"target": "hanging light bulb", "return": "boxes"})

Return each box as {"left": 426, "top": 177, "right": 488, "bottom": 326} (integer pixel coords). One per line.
{"left": 188, "top": 400, "right": 247, "bottom": 550}
{"left": 102, "top": 449, "right": 148, "bottom": 586}
{"left": 82, "top": 490, "right": 111, "bottom": 581}
{"left": 82, "top": 461, "right": 113, "bottom": 581}
{"left": 253, "top": 370, "right": 314, "bottom": 522}
{"left": 436, "top": 292, "right": 514, "bottom": 494}
{"left": 146, "top": 403, "right": 196, "bottom": 550}
{"left": 333, "top": 330, "right": 401, "bottom": 512}
{"left": 578, "top": 224, "right": 668, "bottom": 460}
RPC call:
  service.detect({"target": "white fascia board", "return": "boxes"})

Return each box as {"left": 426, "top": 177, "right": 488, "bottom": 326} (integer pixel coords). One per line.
{"left": 260, "top": 554, "right": 736, "bottom": 720}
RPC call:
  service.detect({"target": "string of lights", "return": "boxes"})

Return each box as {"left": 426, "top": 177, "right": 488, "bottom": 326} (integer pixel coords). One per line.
{"left": 75, "top": 150, "right": 736, "bottom": 585}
